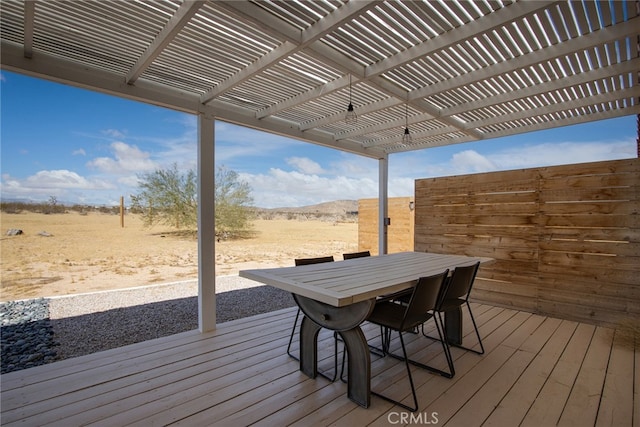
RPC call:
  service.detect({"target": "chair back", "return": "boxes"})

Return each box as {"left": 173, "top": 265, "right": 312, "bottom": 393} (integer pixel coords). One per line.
{"left": 445, "top": 262, "right": 480, "bottom": 301}
{"left": 343, "top": 251, "right": 370, "bottom": 260}
{"left": 294, "top": 256, "right": 334, "bottom": 266}
{"left": 402, "top": 270, "right": 449, "bottom": 330}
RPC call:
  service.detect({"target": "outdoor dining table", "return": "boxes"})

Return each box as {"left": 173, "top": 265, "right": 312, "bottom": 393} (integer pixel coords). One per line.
{"left": 239, "top": 251, "right": 493, "bottom": 408}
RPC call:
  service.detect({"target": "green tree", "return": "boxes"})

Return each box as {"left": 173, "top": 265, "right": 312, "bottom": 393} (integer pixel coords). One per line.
{"left": 215, "top": 166, "right": 254, "bottom": 239}
{"left": 131, "top": 164, "right": 197, "bottom": 229}
{"left": 131, "top": 164, "right": 254, "bottom": 239}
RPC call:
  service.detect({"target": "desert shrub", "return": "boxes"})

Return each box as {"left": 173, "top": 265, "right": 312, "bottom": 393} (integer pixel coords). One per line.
{"left": 97, "top": 206, "right": 119, "bottom": 215}
{"left": 70, "top": 204, "right": 92, "bottom": 214}
{"left": 0, "top": 201, "right": 24, "bottom": 214}
{"left": 39, "top": 196, "right": 65, "bottom": 214}
{"left": 214, "top": 166, "right": 254, "bottom": 240}
{"left": 131, "top": 164, "right": 254, "bottom": 239}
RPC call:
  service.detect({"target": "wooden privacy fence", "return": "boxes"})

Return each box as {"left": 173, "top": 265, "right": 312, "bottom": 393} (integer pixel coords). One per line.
{"left": 357, "top": 197, "right": 414, "bottom": 255}
{"left": 414, "top": 158, "right": 639, "bottom": 327}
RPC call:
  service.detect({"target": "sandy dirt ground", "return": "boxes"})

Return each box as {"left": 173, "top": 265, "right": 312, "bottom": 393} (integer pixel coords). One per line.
{"left": 0, "top": 211, "right": 358, "bottom": 301}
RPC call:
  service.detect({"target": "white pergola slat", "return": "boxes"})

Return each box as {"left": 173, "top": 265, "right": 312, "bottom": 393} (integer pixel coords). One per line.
{"left": 2, "top": 0, "right": 639, "bottom": 331}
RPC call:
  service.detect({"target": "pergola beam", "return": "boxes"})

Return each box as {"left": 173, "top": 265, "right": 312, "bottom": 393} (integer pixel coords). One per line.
{"left": 363, "top": 125, "right": 460, "bottom": 149}
{"left": 201, "top": 1, "right": 379, "bottom": 104}
{"left": 256, "top": 74, "right": 351, "bottom": 120}
{"left": 126, "top": 0, "right": 206, "bottom": 84}
{"left": 22, "top": 1, "right": 34, "bottom": 59}
{"left": 299, "top": 97, "right": 399, "bottom": 131}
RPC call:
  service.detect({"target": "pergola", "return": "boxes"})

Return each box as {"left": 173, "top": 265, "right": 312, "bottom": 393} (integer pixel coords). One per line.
{"left": 2, "top": 0, "right": 639, "bottom": 331}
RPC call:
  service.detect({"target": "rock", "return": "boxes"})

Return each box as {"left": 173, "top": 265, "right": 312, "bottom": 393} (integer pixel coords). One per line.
{"left": 6, "top": 229, "right": 23, "bottom": 236}
{"left": 38, "top": 231, "right": 53, "bottom": 237}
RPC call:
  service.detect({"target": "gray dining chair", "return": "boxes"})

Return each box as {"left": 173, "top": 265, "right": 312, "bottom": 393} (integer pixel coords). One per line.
{"left": 423, "top": 262, "right": 484, "bottom": 354}
{"left": 366, "top": 270, "right": 452, "bottom": 412}
{"left": 288, "top": 256, "right": 338, "bottom": 381}
{"left": 342, "top": 250, "right": 370, "bottom": 260}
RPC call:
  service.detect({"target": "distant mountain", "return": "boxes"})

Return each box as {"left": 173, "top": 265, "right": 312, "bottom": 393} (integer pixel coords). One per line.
{"left": 256, "top": 200, "right": 358, "bottom": 215}
{"left": 2, "top": 198, "right": 360, "bottom": 215}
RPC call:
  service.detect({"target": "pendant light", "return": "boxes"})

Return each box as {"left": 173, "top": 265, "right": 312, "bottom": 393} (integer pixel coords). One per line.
{"left": 402, "top": 103, "right": 412, "bottom": 145}
{"left": 345, "top": 74, "right": 357, "bottom": 125}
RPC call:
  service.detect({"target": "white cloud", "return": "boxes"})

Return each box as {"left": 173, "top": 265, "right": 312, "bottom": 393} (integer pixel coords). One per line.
{"left": 117, "top": 175, "right": 143, "bottom": 187}
{"left": 4, "top": 113, "right": 635, "bottom": 209}
{"left": 328, "top": 155, "right": 378, "bottom": 178}
{"left": 388, "top": 176, "right": 415, "bottom": 197}
{"left": 286, "top": 157, "right": 325, "bottom": 174}
{"left": 102, "top": 129, "right": 126, "bottom": 139}
{"left": 215, "top": 123, "right": 302, "bottom": 161}
{"left": 147, "top": 117, "right": 197, "bottom": 169}
{"left": 242, "top": 168, "right": 378, "bottom": 208}
{"left": 490, "top": 140, "right": 636, "bottom": 169}
{"left": 0, "top": 170, "right": 115, "bottom": 203}
{"left": 247, "top": 137, "right": 638, "bottom": 208}
{"left": 450, "top": 150, "right": 498, "bottom": 174}
{"left": 24, "top": 170, "right": 97, "bottom": 189}
{"left": 86, "top": 141, "right": 158, "bottom": 174}
{"left": 72, "top": 148, "right": 86, "bottom": 156}
{"left": 392, "top": 137, "right": 636, "bottom": 180}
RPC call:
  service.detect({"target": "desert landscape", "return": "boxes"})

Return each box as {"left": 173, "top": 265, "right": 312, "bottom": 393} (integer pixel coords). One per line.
{"left": 1, "top": 206, "right": 359, "bottom": 302}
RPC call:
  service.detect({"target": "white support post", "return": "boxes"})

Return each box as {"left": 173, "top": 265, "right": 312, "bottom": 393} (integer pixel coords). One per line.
{"left": 378, "top": 155, "right": 389, "bottom": 255}
{"left": 198, "top": 113, "right": 216, "bottom": 332}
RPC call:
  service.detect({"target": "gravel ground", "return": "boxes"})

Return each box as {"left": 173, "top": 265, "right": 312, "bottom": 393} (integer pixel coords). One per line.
{"left": 0, "top": 299, "right": 57, "bottom": 373}
{"left": 1, "top": 276, "right": 295, "bottom": 372}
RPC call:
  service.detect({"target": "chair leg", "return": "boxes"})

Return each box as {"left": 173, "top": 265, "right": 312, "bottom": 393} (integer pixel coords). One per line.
{"left": 421, "top": 316, "right": 444, "bottom": 342}
{"left": 287, "top": 309, "right": 301, "bottom": 360}
{"left": 422, "top": 305, "right": 485, "bottom": 355}
{"left": 434, "top": 311, "right": 455, "bottom": 378}
{"left": 382, "top": 326, "right": 391, "bottom": 354}
{"left": 465, "top": 301, "right": 485, "bottom": 355}
{"left": 383, "top": 327, "right": 454, "bottom": 379}
{"left": 288, "top": 309, "right": 339, "bottom": 382}
{"left": 329, "top": 332, "right": 339, "bottom": 382}
{"left": 365, "top": 325, "right": 390, "bottom": 358}
{"left": 340, "top": 342, "right": 347, "bottom": 383}
{"left": 371, "top": 331, "right": 419, "bottom": 412}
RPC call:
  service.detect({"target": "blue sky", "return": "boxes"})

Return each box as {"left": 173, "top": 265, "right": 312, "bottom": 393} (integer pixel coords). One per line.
{"left": 1, "top": 70, "right": 637, "bottom": 208}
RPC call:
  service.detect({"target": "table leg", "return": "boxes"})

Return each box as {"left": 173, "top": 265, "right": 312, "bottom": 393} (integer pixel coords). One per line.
{"left": 338, "top": 328, "right": 371, "bottom": 408}
{"left": 293, "top": 294, "right": 375, "bottom": 408}
{"left": 299, "top": 316, "right": 321, "bottom": 378}
{"left": 445, "top": 307, "right": 462, "bottom": 345}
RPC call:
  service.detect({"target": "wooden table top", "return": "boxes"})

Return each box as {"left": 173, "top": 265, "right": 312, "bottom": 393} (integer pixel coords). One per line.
{"left": 239, "top": 251, "right": 493, "bottom": 307}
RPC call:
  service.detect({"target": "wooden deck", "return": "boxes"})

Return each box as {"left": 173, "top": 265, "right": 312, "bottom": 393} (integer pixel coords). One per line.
{"left": 1, "top": 303, "right": 638, "bottom": 426}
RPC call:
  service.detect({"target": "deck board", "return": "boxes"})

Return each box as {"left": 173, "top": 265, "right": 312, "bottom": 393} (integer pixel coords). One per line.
{"left": 558, "top": 326, "right": 614, "bottom": 426}
{"left": 1, "top": 303, "right": 637, "bottom": 427}
{"left": 481, "top": 319, "right": 579, "bottom": 426}
{"left": 446, "top": 317, "right": 564, "bottom": 426}
{"left": 596, "top": 329, "right": 636, "bottom": 427}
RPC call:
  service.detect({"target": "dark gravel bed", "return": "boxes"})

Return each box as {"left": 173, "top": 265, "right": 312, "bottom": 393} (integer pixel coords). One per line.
{"left": 0, "top": 299, "right": 58, "bottom": 373}
{"left": 1, "top": 285, "right": 295, "bottom": 374}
